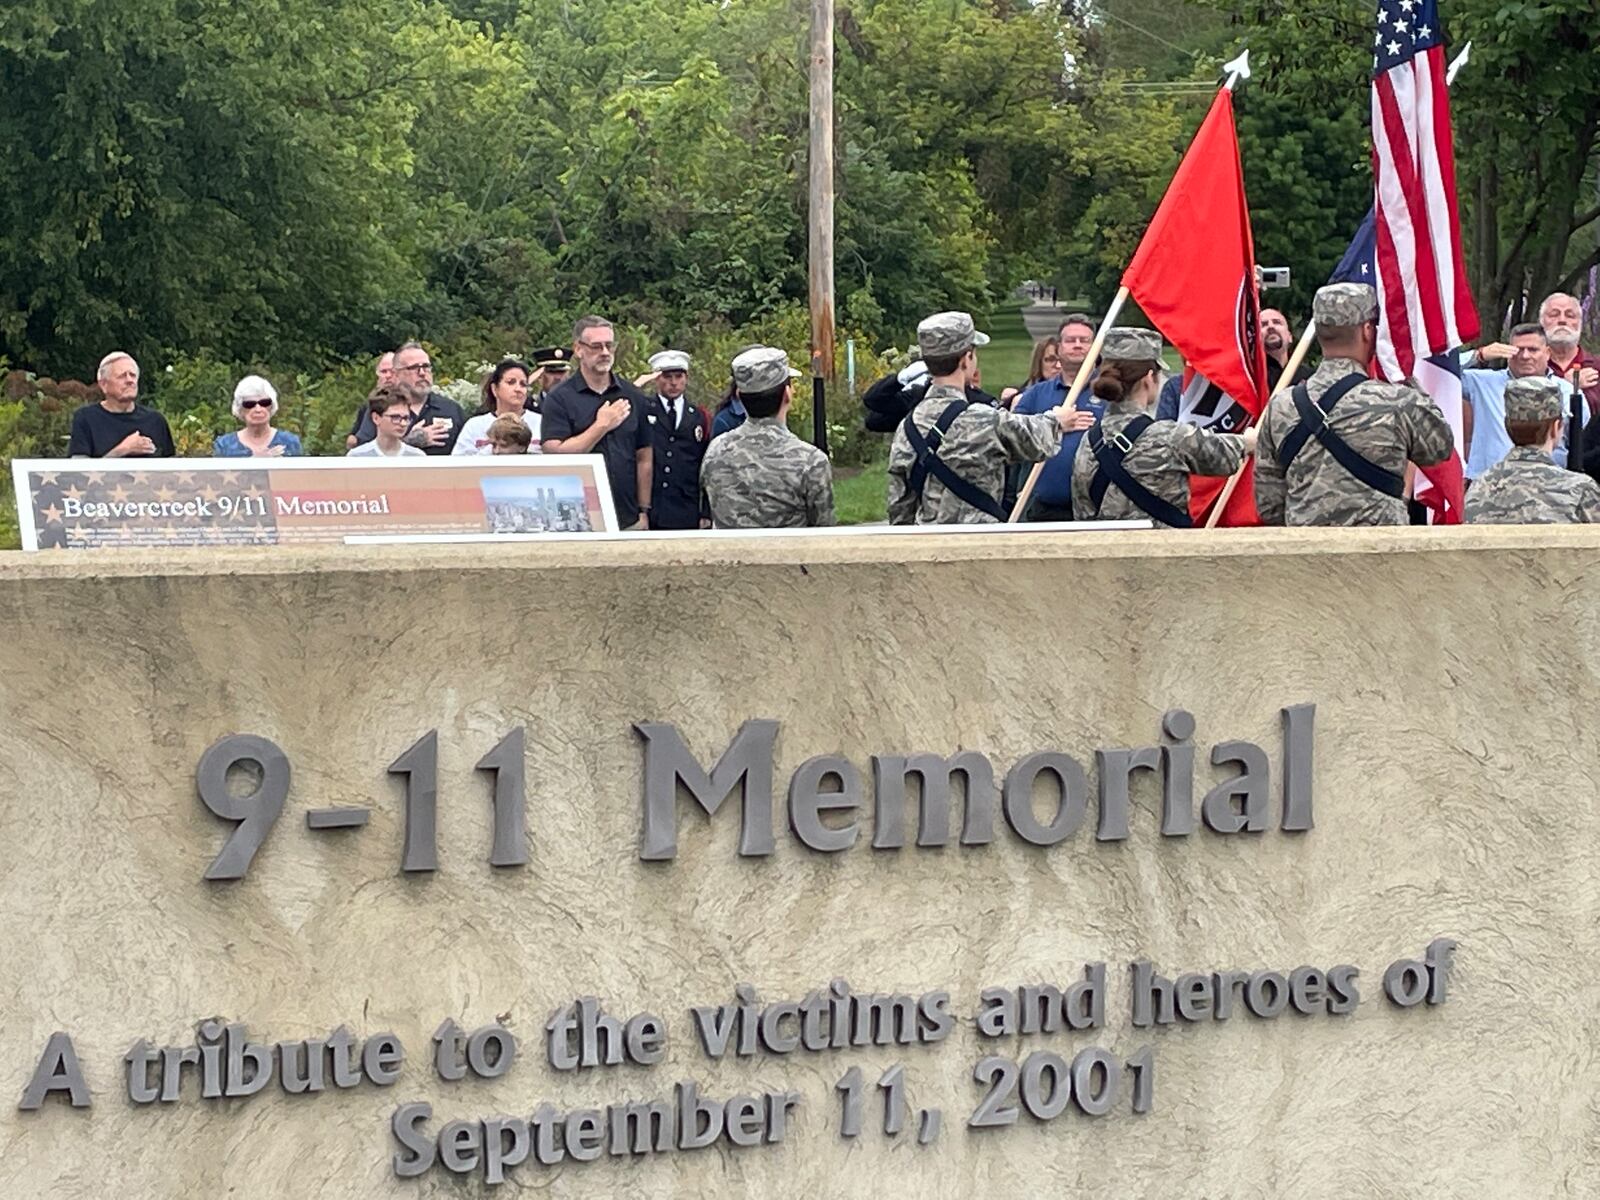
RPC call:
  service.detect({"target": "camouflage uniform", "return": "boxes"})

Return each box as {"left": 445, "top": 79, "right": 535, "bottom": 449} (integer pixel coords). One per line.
{"left": 1465, "top": 377, "right": 1600, "bottom": 524}
{"left": 701, "top": 347, "right": 835, "bottom": 528}
{"left": 887, "top": 311, "right": 1061, "bottom": 524}
{"left": 1254, "top": 284, "right": 1454, "bottom": 526}
{"left": 1070, "top": 327, "right": 1244, "bottom": 527}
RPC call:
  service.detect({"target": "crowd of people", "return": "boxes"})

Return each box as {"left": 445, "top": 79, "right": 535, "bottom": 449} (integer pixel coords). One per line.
{"left": 58, "top": 286, "right": 1600, "bottom": 531}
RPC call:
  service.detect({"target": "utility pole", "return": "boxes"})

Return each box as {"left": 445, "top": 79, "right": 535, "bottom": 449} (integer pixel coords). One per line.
{"left": 808, "top": 0, "right": 834, "bottom": 450}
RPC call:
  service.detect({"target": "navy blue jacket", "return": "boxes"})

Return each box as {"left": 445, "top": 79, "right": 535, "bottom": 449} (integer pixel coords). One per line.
{"left": 646, "top": 394, "right": 711, "bottom": 529}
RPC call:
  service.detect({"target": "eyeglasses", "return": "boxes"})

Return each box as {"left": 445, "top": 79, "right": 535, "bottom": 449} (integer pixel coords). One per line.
{"left": 380, "top": 410, "right": 412, "bottom": 422}
{"left": 578, "top": 340, "right": 615, "bottom": 352}
{"left": 397, "top": 362, "right": 433, "bottom": 374}
{"left": 239, "top": 398, "right": 272, "bottom": 410}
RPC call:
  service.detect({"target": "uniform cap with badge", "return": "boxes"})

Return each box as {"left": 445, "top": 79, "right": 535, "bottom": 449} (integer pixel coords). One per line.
{"left": 530, "top": 346, "right": 572, "bottom": 372}
{"left": 1312, "top": 283, "right": 1379, "bottom": 329}
{"left": 731, "top": 346, "right": 802, "bottom": 394}
{"left": 917, "top": 311, "right": 991, "bottom": 359}
{"left": 1504, "top": 376, "right": 1565, "bottom": 424}
{"left": 648, "top": 350, "right": 691, "bottom": 374}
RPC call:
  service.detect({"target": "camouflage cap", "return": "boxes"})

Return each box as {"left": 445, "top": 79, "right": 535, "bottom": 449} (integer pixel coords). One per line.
{"left": 1101, "top": 327, "right": 1162, "bottom": 362}
{"left": 731, "top": 346, "right": 801, "bottom": 394}
{"left": 648, "top": 350, "right": 690, "bottom": 373}
{"left": 1503, "top": 376, "right": 1565, "bottom": 423}
{"left": 1312, "top": 283, "right": 1379, "bottom": 328}
{"left": 917, "top": 311, "right": 991, "bottom": 359}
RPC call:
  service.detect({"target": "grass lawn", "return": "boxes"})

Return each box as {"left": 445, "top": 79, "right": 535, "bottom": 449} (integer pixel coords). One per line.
{"left": 977, "top": 301, "right": 1040, "bottom": 395}
{"left": 834, "top": 460, "right": 888, "bottom": 525}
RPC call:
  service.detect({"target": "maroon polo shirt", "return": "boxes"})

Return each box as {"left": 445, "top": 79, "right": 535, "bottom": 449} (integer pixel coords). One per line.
{"left": 1549, "top": 345, "right": 1600, "bottom": 417}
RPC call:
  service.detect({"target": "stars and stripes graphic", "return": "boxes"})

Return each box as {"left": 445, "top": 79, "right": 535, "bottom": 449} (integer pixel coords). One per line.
{"left": 1370, "top": 0, "right": 1478, "bottom": 381}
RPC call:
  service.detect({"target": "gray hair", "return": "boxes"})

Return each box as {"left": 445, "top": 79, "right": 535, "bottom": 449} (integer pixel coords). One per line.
{"left": 97, "top": 351, "right": 136, "bottom": 381}
{"left": 231, "top": 374, "right": 279, "bottom": 419}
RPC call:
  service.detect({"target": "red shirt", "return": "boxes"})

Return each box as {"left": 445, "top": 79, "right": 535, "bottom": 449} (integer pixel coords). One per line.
{"left": 1550, "top": 344, "right": 1600, "bottom": 416}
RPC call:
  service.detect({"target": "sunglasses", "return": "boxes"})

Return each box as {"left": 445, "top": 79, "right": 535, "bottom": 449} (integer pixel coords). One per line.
{"left": 240, "top": 398, "right": 273, "bottom": 410}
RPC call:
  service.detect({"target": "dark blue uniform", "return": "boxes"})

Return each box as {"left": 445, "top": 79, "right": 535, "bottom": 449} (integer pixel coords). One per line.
{"left": 647, "top": 393, "right": 710, "bottom": 530}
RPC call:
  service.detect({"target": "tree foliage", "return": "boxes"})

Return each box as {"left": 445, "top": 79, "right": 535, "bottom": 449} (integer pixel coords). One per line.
{"left": 0, "top": 0, "right": 1187, "bottom": 377}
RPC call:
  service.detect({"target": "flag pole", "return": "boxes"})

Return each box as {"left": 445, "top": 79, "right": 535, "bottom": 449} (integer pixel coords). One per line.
{"left": 1007, "top": 286, "right": 1130, "bottom": 523}
{"left": 1570, "top": 369, "right": 1585, "bottom": 475}
{"left": 1202, "top": 320, "right": 1317, "bottom": 528}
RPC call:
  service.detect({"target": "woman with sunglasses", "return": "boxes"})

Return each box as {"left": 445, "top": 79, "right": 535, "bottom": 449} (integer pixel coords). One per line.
{"left": 212, "top": 376, "right": 303, "bottom": 457}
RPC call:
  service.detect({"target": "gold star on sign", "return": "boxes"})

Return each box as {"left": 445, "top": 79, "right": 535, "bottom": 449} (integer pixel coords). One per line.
{"left": 42, "top": 504, "right": 63, "bottom": 524}
{"left": 200, "top": 485, "right": 219, "bottom": 502}
{"left": 37, "top": 472, "right": 58, "bottom": 486}
{"left": 155, "top": 484, "right": 176, "bottom": 501}
{"left": 110, "top": 484, "right": 131, "bottom": 503}
{"left": 85, "top": 472, "right": 104, "bottom": 485}
{"left": 63, "top": 484, "right": 84, "bottom": 502}
{"left": 176, "top": 472, "right": 196, "bottom": 486}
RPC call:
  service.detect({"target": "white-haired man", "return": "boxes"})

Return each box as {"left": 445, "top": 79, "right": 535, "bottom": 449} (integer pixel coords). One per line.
{"left": 1539, "top": 292, "right": 1600, "bottom": 417}
{"left": 68, "top": 352, "right": 175, "bottom": 458}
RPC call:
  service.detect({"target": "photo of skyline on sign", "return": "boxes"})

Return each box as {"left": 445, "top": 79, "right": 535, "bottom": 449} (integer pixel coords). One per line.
{"left": 479, "top": 473, "right": 594, "bottom": 534}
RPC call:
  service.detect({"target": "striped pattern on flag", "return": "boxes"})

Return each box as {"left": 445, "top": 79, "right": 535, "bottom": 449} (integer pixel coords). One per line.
{"left": 1371, "top": 0, "right": 1478, "bottom": 382}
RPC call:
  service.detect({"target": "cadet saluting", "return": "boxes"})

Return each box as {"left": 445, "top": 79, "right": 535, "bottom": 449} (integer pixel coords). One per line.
{"left": 1071, "top": 327, "right": 1251, "bottom": 527}
{"left": 1255, "top": 282, "right": 1454, "bottom": 526}
{"left": 1465, "top": 376, "right": 1600, "bottom": 524}
{"left": 887, "top": 311, "right": 1072, "bottom": 524}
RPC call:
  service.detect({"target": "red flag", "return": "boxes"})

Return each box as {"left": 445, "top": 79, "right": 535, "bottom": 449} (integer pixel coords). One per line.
{"left": 1122, "top": 87, "right": 1269, "bottom": 525}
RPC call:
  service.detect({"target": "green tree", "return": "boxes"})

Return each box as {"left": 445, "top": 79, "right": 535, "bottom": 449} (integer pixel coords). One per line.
{"left": 0, "top": 0, "right": 443, "bottom": 376}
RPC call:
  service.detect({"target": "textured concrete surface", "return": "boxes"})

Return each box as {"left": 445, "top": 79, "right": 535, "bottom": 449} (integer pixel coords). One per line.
{"left": 0, "top": 528, "right": 1597, "bottom": 1197}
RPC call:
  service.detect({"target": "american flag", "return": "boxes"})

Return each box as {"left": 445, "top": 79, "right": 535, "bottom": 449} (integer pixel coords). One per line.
{"left": 1371, "top": 0, "right": 1478, "bottom": 381}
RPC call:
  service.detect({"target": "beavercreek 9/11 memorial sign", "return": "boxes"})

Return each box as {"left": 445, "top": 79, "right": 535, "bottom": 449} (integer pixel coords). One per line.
{"left": 9, "top": 456, "right": 619, "bottom": 549}
{"left": 1, "top": 528, "right": 1596, "bottom": 1197}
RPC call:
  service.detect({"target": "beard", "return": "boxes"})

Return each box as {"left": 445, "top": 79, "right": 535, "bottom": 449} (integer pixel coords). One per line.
{"left": 1546, "top": 327, "right": 1580, "bottom": 351}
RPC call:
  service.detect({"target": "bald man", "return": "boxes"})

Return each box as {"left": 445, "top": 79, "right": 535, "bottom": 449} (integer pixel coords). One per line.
{"left": 1260, "top": 308, "right": 1311, "bottom": 391}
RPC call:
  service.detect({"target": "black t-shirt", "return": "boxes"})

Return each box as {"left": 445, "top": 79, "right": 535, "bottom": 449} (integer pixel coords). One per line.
{"left": 1267, "top": 356, "right": 1312, "bottom": 391}
{"left": 67, "top": 403, "right": 176, "bottom": 458}
{"left": 540, "top": 373, "right": 649, "bottom": 525}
